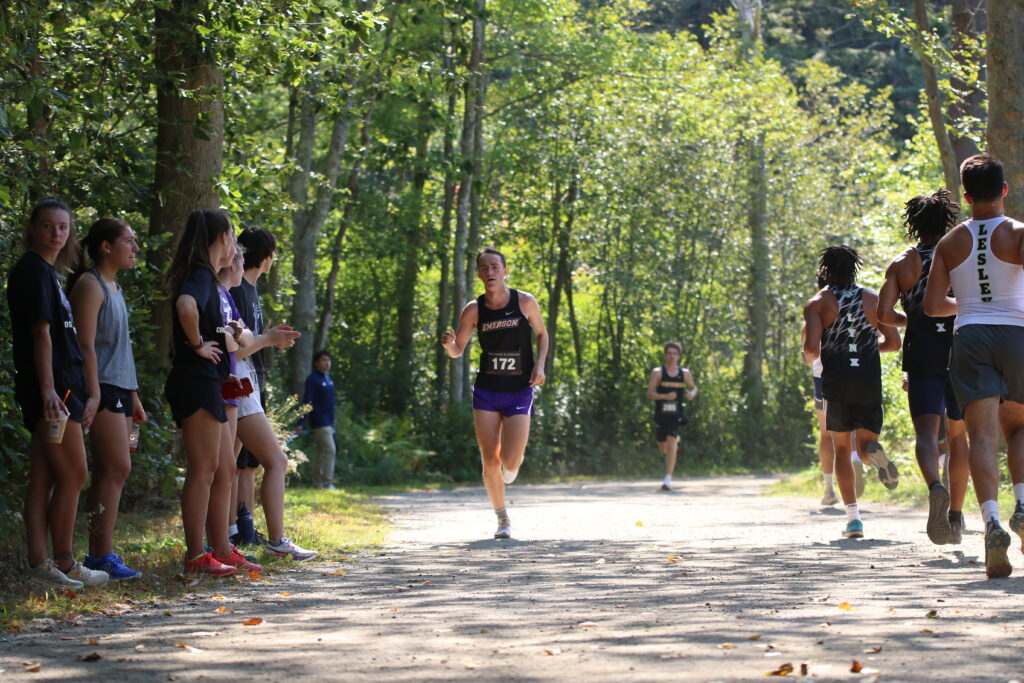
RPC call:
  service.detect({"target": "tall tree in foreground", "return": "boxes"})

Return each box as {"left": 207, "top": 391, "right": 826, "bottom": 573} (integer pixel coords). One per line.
{"left": 986, "top": 0, "right": 1024, "bottom": 217}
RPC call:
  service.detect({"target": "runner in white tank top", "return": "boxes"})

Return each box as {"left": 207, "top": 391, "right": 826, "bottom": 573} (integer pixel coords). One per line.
{"left": 924, "top": 153, "right": 1024, "bottom": 579}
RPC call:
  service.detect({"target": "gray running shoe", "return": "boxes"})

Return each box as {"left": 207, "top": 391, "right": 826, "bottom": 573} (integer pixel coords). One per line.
{"left": 864, "top": 441, "right": 898, "bottom": 490}
{"left": 985, "top": 520, "right": 1012, "bottom": 579}
{"left": 926, "top": 484, "right": 952, "bottom": 545}
{"left": 494, "top": 520, "right": 511, "bottom": 539}
{"left": 65, "top": 560, "right": 109, "bottom": 587}
{"left": 26, "top": 559, "right": 85, "bottom": 592}
{"left": 821, "top": 488, "right": 838, "bottom": 506}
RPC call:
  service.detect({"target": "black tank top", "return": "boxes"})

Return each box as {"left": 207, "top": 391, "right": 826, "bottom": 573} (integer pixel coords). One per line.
{"left": 900, "top": 244, "right": 954, "bottom": 374}
{"left": 655, "top": 366, "right": 686, "bottom": 419}
{"left": 820, "top": 285, "right": 880, "bottom": 382}
{"left": 474, "top": 288, "right": 534, "bottom": 392}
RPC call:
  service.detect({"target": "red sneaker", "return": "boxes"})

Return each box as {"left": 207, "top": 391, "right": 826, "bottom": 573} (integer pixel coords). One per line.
{"left": 214, "top": 548, "right": 264, "bottom": 574}
{"left": 184, "top": 552, "right": 237, "bottom": 577}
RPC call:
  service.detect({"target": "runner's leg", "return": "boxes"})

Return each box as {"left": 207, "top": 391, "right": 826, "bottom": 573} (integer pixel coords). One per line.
{"left": 475, "top": 409, "right": 506, "bottom": 513}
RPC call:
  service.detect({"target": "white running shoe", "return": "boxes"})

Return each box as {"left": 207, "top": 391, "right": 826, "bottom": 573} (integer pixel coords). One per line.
{"left": 266, "top": 536, "right": 318, "bottom": 562}
{"left": 494, "top": 520, "right": 511, "bottom": 539}
{"left": 821, "top": 488, "right": 838, "bottom": 506}
{"left": 26, "top": 559, "right": 85, "bottom": 591}
{"left": 65, "top": 560, "right": 110, "bottom": 587}
{"left": 500, "top": 465, "right": 519, "bottom": 484}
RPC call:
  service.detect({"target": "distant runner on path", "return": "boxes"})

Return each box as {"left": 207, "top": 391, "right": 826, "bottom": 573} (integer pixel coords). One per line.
{"left": 441, "top": 248, "right": 548, "bottom": 539}
{"left": 803, "top": 245, "right": 901, "bottom": 539}
{"left": 925, "top": 154, "right": 1024, "bottom": 579}
{"left": 877, "top": 189, "right": 969, "bottom": 546}
{"left": 646, "top": 342, "right": 697, "bottom": 492}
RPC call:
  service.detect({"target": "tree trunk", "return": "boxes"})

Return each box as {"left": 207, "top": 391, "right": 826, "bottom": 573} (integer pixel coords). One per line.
{"left": 912, "top": 0, "right": 960, "bottom": 195}
{"left": 434, "top": 72, "right": 458, "bottom": 406}
{"left": 563, "top": 177, "right": 583, "bottom": 378}
{"left": 741, "top": 134, "right": 767, "bottom": 441}
{"left": 987, "top": 0, "right": 1024, "bottom": 218}
{"left": 149, "top": 0, "right": 224, "bottom": 364}
{"left": 546, "top": 180, "right": 564, "bottom": 381}
{"left": 948, "top": 0, "right": 985, "bottom": 166}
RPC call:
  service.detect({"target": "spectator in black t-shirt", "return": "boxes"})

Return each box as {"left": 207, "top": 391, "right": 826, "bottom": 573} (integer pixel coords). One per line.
{"left": 7, "top": 198, "right": 109, "bottom": 591}
{"left": 163, "top": 209, "right": 247, "bottom": 577}
{"left": 228, "top": 227, "right": 299, "bottom": 548}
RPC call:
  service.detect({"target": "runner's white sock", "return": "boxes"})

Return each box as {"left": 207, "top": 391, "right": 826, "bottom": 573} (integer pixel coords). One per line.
{"left": 938, "top": 453, "right": 949, "bottom": 471}
{"left": 980, "top": 499, "right": 999, "bottom": 526}
{"left": 823, "top": 472, "right": 834, "bottom": 489}
{"left": 851, "top": 450, "right": 862, "bottom": 465}
{"left": 228, "top": 524, "right": 238, "bottom": 536}
{"left": 1013, "top": 483, "right": 1024, "bottom": 505}
{"left": 663, "top": 474, "right": 672, "bottom": 486}
{"left": 845, "top": 503, "right": 860, "bottom": 522}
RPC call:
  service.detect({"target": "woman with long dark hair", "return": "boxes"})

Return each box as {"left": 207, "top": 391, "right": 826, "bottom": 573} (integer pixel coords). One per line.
{"left": 7, "top": 198, "right": 109, "bottom": 590}
{"left": 68, "top": 217, "right": 146, "bottom": 580}
{"left": 163, "top": 208, "right": 242, "bottom": 576}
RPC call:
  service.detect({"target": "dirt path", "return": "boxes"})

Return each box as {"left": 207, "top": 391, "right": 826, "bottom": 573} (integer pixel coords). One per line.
{"left": 3, "top": 476, "right": 1024, "bottom": 681}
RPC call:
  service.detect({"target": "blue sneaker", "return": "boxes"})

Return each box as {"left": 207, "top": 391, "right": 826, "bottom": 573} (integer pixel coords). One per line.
{"left": 843, "top": 519, "right": 864, "bottom": 539}
{"left": 84, "top": 553, "right": 142, "bottom": 581}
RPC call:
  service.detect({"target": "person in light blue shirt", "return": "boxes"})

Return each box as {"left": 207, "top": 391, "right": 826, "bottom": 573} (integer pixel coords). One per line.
{"left": 299, "top": 350, "right": 336, "bottom": 488}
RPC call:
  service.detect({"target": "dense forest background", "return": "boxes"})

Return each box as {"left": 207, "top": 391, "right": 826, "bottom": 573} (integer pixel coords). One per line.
{"left": 0, "top": 0, "right": 1010, "bottom": 512}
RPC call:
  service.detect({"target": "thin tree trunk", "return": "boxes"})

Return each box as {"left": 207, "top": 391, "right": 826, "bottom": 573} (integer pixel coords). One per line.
{"left": 912, "top": 0, "right": 960, "bottom": 195}
{"left": 434, "top": 72, "right": 458, "bottom": 406}
{"left": 741, "top": 134, "right": 767, "bottom": 439}
{"left": 563, "top": 177, "right": 583, "bottom": 377}
{"left": 948, "top": 0, "right": 986, "bottom": 166}
{"left": 986, "top": 0, "right": 1024, "bottom": 218}
{"left": 149, "top": 0, "right": 224, "bottom": 364}
{"left": 546, "top": 180, "right": 563, "bottom": 381}
{"left": 462, "top": 40, "right": 488, "bottom": 400}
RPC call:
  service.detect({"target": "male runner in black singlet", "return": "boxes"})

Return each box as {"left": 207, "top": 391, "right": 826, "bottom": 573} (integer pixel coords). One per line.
{"left": 803, "top": 246, "right": 901, "bottom": 539}
{"left": 441, "top": 248, "right": 548, "bottom": 539}
{"left": 925, "top": 154, "right": 1024, "bottom": 578}
{"left": 646, "top": 342, "right": 697, "bottom": 492}
{"left": 878, "top": 190, "right": 969, "bottom": 545}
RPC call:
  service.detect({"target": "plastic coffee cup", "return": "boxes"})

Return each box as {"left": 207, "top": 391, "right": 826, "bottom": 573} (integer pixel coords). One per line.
{"left": 128, "top": 423, "right": 141, "bottom": 452}
{"left": 47, "top": 410, "right": 69, "bottom": 444}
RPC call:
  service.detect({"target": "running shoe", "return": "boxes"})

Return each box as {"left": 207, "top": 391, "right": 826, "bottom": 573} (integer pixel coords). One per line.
{"left": 853, "top": 460, "right": 866, "bottom": 498}
{"left": 84, "top": 553, "right": 141, "bottom": 581}
{"left": 821, "top": 487, "right": 838, "bottom": 506}
{"left": 926, "top": 484, "right": 952, "bottom": 545}
{"left": 500, "top": 462, "right": 520, "bottom": 484}
{"left": 984, "top": 520, "right": 1012, "bottom": 579}
{"left": 1009, "top": 501, "right": 1024, "bottom": 553}
{"left": 25, "top": 559, "right": 84, "bottom": 592}
{"left": 843, "top": 519, "right": 864, "bottom": 539}
{"left": 214, "top": 548, "right": 263, "bottom": 574}
{"left": 266, "top": 537, "right": 318, "bottom": 562}
{"left": 65, "top": 560, "right": 110, "bottom": 587}
{"left": 660, "top": 483, "right": 672, "bottom": 492}
{"left": 864, "top": 441, "right": 899, "bottom": 490}
{"left": 948, "top": 511, "right": 964, "bottom": 545}
{"left": 494, "top": 520, "right": 511, "bottom": 539}
{"left": 184, "top": 552, "right": 237, "bottom": 577}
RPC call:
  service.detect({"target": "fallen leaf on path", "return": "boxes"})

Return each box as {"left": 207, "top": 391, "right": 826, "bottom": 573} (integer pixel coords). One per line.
{"left": 920, "top": 629, "right": 934, "bottom": 634}
{"left": 480, "top": 628, "right": 489, "bottom": 633}
{"left": 87, "top": 638, "right": 100, "bottom": 645}
{"left": 279, "top": 593, "right": 291, "bottom": 597}
{"left": 925, "top": 610, "right": 938, "bottom": 618}
{"left": 635, "top": 521, "right": 644, "bottom": 527}
{"left": 766, "top": 662, "right": 793, "bottom": 676}
{"left": 323, "top": 570, "right": 346, "bottom": 576}
{"left": 863, "top": 646, "right": 882, "bottom": 654}
{"left": 78, "top": 652, "right": 102, "bottom": 662}
{"left": 23, "top": 662, "right": 41, "bottom": 672}
{"left": 543, "top": 648, "right": 562, "bottom": 655}
{"left": 6, "top": 621, "right": 22, "bottom": 633}
{"left": 163, "top": 611, "right": 173, "bottom": 617}
{"left": 175, "top": 640, "right": 203, "bottom": 653}
{"left": 389, "top": 607, "right": 399, "bottom": 612}
{"left": 248, "top": 571, "right": 261, "bottom": 580}
{"left": 59, "top": 636, "right": 75, "bottom": 641}
{"left": 799, "top": 663, "right": 809, "bottom": 676}
{"left": 116, "top": 658, "right": 128, "bottom": 663}
{"left": 62, "top": 589, "right": 77, "bottom": 599}
{"left": 577, "top": 622, "right": 599, "bottom": 628}
{"left": 241, "top": 617, "right": 263, "bottom": 626}
{"left": 838, "top": 602, "right": 855, "bottom": 611}
{"left": 667, "top": 556, "right": 680, "bottom": 563}
{"left": 211, "top": 594, "right": 225, "bottom": 600}
{"left": 850, "top": 660, "right": 864, "bottom": 673}
{"left": 213, "top": 606, "right": 226, "bottom": 614}
{"left": 748, "top": 635, "right": 762, "bottom": 641}
{"left": 718, "top": 643, "right": 737, "bottom": 649}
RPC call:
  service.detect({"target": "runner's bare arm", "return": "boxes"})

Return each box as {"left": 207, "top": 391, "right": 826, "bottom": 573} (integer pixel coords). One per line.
{"left": 69, "top": 274, "right": 104, "bottom": 429}
{"left": 923, "top": 244, "right": 957, "bottom": 317}
{"left": 801, "top": 298, "right": 823, "bottom": 364}
{"left": 683, "top": 369, "right": 697, "bottom": 401}
{"left": 440, "top": 300, "right": 478, "bottom": 359}
{"left": 862, "top": 290, "right": 901, "bottom": 353}
{"left": 521, "top": 292, "right": 547, "bottom": 387}
{"left": 877, "top": 258, "right": 908, "bottom": 327}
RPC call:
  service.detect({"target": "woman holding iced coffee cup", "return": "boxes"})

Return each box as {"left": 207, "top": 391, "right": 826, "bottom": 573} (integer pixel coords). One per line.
{"left": 68, "top": 217, "right": 147, "bottom": 580}
{"left": 6, "top": 198, "right": 110, "bottom": 591}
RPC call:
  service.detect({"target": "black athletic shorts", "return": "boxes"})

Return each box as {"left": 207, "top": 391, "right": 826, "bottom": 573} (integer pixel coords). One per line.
{"left": 237, "top": 446, "right": 260, "bottom": 469}
{"left": 654, "top": 414, "right": 687, "bottom": 442}
{"left": 907, "top": 373, "right": 963, "bottom": 421}
{"left": 16, "top": 365, "right": 87, "bottom": 431}
{"left": 165, "top": 374, "right": 227, "bottom": 426}
{"left": 822, "top": 377, "right": 883, "bottom": 434}
{"left": 99, "top": 383, "right": 133, "bottom": 416}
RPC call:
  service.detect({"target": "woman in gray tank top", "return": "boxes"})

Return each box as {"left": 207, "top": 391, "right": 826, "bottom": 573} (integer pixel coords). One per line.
{"left": 68, "top": 217, "right": 146, "bottom": 580}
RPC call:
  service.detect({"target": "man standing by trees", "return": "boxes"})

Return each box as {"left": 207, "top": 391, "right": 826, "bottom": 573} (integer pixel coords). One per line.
{"left": 925, "top": 154, "right": 1024, "bottom": 579}
{"left": 440, "top": 248, "right": 547, "bottom": 540}
{"left": 878, "top": 191, "right": 970, "bottom": 546}
{"left": 803, "top": 246, "right": 901, "bottom": 539}
{"left": 646, "top": 342, "right": 697, "bottom": 492}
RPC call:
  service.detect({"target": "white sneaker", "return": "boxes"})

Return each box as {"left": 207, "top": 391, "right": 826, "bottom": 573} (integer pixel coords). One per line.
{"left": 494, "top": 520, "right": 511, "bottom": 539}
{"left": 821, "top": 488, "right": 839, "bottom": 506}
{"left": 65, "top": 560, "right": 109, "bottom": 587}
{"left": 500, "top": 458, "right": 522, "bottom": 484}
{"left": 266, "top": 536, "right": 318, "bottom": 562}
{"left": 26, "top": 559, "right": 84, "bottom": 591}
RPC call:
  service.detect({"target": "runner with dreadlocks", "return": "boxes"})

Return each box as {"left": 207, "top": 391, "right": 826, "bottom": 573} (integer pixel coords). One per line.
{"left": 878, "top": 190, "right": 969, "bottom": 546}
{"left": 925, "top": 154, "right": 1024, "bottom": 578}
{"left": 803, "top": 245, "right": 901, "bottom": 539}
